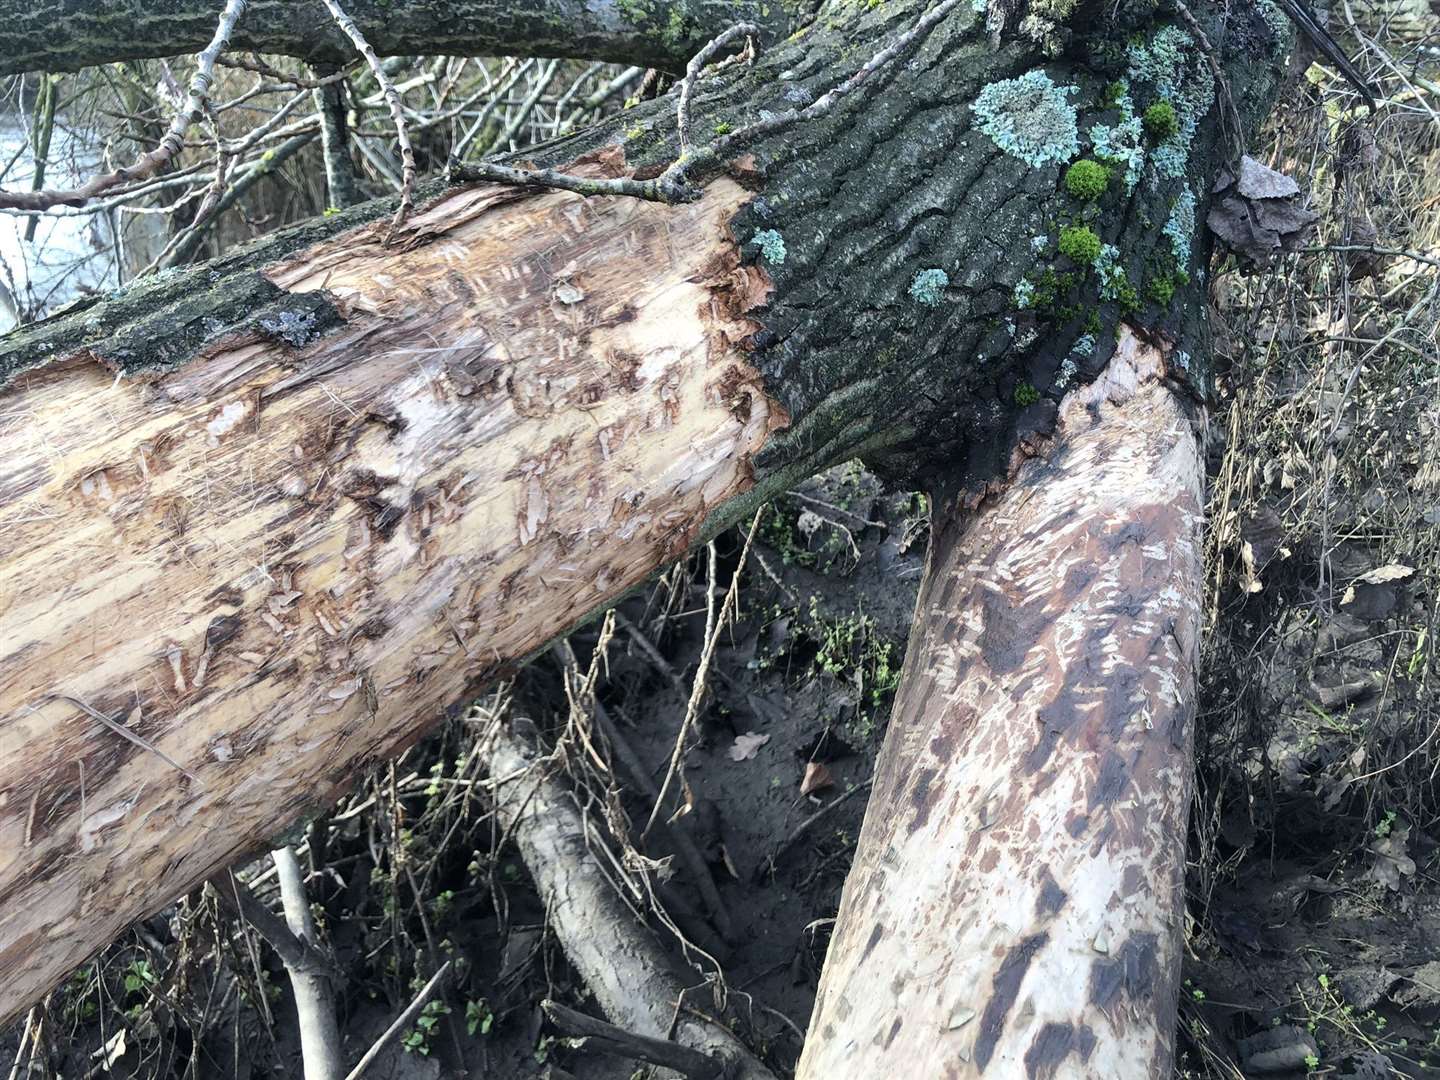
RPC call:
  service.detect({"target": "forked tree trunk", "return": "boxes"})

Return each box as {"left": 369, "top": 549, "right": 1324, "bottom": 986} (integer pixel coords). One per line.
{"left": 797, "top": 327, "right": 1205, "bottom": 1077}
{"left": 0, "top": 0, "right": 1286, "bottom": 1034}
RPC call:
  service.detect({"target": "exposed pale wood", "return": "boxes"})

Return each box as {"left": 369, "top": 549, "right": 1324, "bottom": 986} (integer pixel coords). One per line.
{"left": 796, "top": 327, "right": 1205, "bottom": 1079}
{"left": 0, "top": 169, "right": 783, "bottom": 1025}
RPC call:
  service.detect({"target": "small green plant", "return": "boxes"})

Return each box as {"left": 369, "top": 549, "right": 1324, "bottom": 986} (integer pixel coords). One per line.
{"left": 1375, "top": 810, "right": 1398, "bottom": 838}
{"left": 1064, "top": 159, "right": 1109, "bottom": 201}
{"left": 1143, "top": 101, "right": 1179, "bottom": 141}
{"left": 466, "top": 999, "right": 495, "bottom": 1036}
{"left": 1058, "top": 224, "right": 1102, "bottom": 265}
{"left": 1147, "top": 275, "right": 1175, "bottom": 305}
{"left": 402, "top": 998, "right": 453, "bottom": 1056}
{"left": 1014, "top": 381, "right": 1041, "bottom": 406}
{"left": 713, "top": 120, "right": 732, "bottom": 134}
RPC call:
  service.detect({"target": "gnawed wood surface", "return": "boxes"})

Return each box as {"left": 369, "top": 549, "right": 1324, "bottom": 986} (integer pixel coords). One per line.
{"left": 796, "top": 327, "right": 1204, "bottom": 1079}
{"left": 0, "top": 170, "right": 784, "bottom": 1023}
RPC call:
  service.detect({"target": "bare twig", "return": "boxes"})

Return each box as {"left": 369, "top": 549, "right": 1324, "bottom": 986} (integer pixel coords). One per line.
{"left": 645, "top": 509, "right": 765, "bottom": 838}
{"left": 0, "top": 0, "right": 249, "bottom": 211}
{"left": 454, "top": 0, "right": 968, "bottom": 205}
{"left": 319, "top": 0, "right": 415, "bottom": 235}
{"left": 758, "top": 778, "right": 875, "bottom": 881}
{"left": 541, "top": 1000, "right": 726, "bottom": 1079}
{"left": 678, "top": 24, "right": 760, "bottom": 152}
{"left": 341, "top": 961, "right": 452, "bottom": 1080}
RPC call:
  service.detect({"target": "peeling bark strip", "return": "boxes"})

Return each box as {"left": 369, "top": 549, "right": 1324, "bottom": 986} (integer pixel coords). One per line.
{"left": 797, "top": 328, "right": 1204, "bottom": 1079}
{"left": 0, "top": 172, "right": 783, "bottom": 1024}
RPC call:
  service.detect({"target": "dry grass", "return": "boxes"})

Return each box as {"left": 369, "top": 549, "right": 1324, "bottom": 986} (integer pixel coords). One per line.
{"left": 1185, "top": 5, "right": 1440, "bottom": 1074}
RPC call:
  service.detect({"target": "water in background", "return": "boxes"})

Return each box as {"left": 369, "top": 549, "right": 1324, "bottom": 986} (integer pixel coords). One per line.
{"left": 0, "top": 116, "right": 122, "bottom": 334}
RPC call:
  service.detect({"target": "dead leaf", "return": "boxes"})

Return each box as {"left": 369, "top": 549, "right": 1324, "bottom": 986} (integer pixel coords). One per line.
{"left": 729, "top": 732, "right": 770, "bottom": 762}
{"left": 1367, "top": 823, "right": 1416, "bottom": 891}
{"left": 800, "top": 761, "right": 834, "bottom": 796}
{"left": 1354, "top": 564, "right": 1416, "bottom": 585}
{"left": 1208, "top": 156, "right": 1319, "bottom": 268}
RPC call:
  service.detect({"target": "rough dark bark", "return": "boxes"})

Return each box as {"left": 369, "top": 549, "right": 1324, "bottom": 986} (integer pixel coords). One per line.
{"left": 0, "top": 0, "right": 1289, "bottom": 1031}
{"left": 0, "top": 0, "right": 808, "bottom": 76}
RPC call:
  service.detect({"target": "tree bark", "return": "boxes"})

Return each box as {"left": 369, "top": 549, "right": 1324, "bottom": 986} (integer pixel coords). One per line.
{"left": 0, "top": 0, "right": 1287, "bottom": 1030}
{"left": 489, "top": 723, "right": 779, "bottom": 1080}
{"left": 796, "top": 327, "right": 1205, "bottom": 1078}
{"left": 0, "top": 0, "right": 804, "bottom": 76}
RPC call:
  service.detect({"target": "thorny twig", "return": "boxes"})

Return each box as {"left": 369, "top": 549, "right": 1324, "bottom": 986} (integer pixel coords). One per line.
{"left": 0, "top": 0, "right": 250, "bottom": 211}
{"left": 320, "top": 0, "right": 416, "bottom": 236}
{"left": 452, "top": 0, "right": 969, "bottom": 205}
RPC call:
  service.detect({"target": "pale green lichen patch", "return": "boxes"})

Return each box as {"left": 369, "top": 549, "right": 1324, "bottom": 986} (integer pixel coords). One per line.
{"left": 753, "top": 228, "right": 788, "bottom": 264}
{"left": 1125, "top": 25, "right": 1215, "bottom": 179}
{"left": 972, "top": 70, "right": 1080, "bottom": 169}
{"left": 1164, "top": 186, "right": 1196, "bottom": 264}
{"left": 910, "top": 268, "right": 949, "bottom": 306}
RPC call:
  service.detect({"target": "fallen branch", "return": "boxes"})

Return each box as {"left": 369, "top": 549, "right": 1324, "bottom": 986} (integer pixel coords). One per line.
{"left": 487, "top": 721, "right": 778, "bottom": 1080}
{"left": 542, "top": 999, "right": 726, "bottom": 1079}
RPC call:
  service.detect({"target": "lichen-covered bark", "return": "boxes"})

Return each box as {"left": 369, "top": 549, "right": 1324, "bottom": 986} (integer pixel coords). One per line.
{"left": 0, "top": 0, "right": 807, "bottom": 75}
{"left": 0, "top": 0, "right": 1291, "bottom": 1029}
{"left": 797, "top": 327, "right": 1205, "bottom": 1078}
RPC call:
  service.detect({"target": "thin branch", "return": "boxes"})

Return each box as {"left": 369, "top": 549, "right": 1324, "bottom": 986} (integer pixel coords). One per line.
{"left": 644, "top": 509, "right": 765, "bottom": 838}
{"left": 0, "top": 0, "right": 249, "bottom": 211}
{"left": 541, "top": 1000, "right": 726, "bottom": 1079}
{"left": 678, "top": 23, "right": 760, "bottom": 152}
{"left": 341, "top": 961, "right": 451, "bottom": 1080}
{"left": 319, "top": 0, "right": 415, "bottom": 235}
{"left": 452, "top": 0, "right": 967, "bottom": 206}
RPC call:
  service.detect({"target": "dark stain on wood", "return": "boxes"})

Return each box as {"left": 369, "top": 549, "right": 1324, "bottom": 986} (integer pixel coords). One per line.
{"left": 974, "top": 932, "right": 1048, "bottom": 1070}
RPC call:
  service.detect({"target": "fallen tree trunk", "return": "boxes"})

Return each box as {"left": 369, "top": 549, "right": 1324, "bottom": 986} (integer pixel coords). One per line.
{"left": 0, "top": 0, "right": 1288, "bottom": 1030}
{"left": 797, "top": 327, "right": 1205, "bottom": 1077}
{"left": 0, "top": 0, "right": 805, "bottom": 76}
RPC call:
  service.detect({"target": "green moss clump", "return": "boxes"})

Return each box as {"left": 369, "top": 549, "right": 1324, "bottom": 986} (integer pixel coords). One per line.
{"left": 1147, "top": 275, "right": 1175, "bottom": 305}
{"left": 1058, "top": 225, "right": 1102, "bottom": 265}
{"left": 1064, "top": 159, "right": 1110, "bottom": 201}
{"left": 1014, "top": 382, "right": 1041, "bottom": 406}
{"left": 1142, "top": 101, "right": 1179, "bottom": 141}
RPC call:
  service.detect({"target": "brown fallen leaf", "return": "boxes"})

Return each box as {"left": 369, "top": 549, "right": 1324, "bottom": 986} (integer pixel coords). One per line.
{"left": 800, "top": 761, "right": 834, "bottom": 797}
{"left": 728, "top": 732, "right": 770, "bottom": 762}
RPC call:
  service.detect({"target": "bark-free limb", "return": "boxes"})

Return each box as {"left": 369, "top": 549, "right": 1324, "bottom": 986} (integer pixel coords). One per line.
{"left": 488, "top": 723, "right": 778, "bottom": 1080}
{"left": 0, "top": 170, "right": 784, "bottom": 1025}
{"left": 798, "top": 328, "right": 1206, "bottom": 1078}
{"left": 272, "top": 846, "right": 345, "bottom": 1080}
